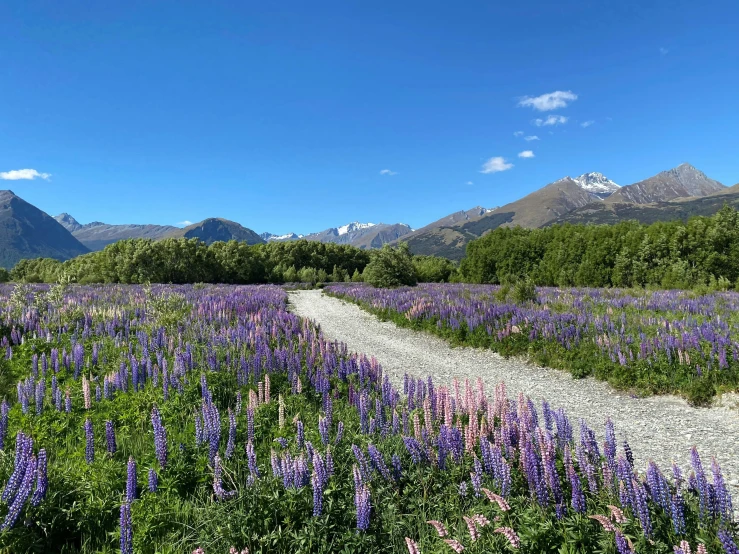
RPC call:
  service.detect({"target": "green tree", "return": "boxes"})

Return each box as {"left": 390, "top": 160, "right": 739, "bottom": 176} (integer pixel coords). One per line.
{"left": 363, "top": 243, "right": 417, "bottom": 288}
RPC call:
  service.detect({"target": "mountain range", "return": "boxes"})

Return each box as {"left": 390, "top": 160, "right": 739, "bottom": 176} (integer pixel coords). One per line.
{"left": 395, "top": 163, "right": 732, "bottom": 259}
{"left": 1, "top": 162, "right": 736, "bottom": 268}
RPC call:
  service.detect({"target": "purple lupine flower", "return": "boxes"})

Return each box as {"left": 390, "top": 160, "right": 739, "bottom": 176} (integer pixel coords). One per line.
{"left": 352, "top": 445, "right": 371, "bottom": 482}
{"left": 614, "top": 531, "right": 631, "bottom": 554}
{"left": 120, "top": 502, "right": 133, "bottom": 554}
{"left": 631, "top": 476, "right": 652, "bottom": 537}
{"left": 194, "top": 413, "right": 204, "bottom": 446}
{"left": 335, "top": 421, "right": 344, "bottom": 444}
{"left": 458, "top": 480, "right": 468, "bottom": 497}
{"left": 2, "top": 433, "right": 32, "bottom": 502}
{"left": 84, "top": 419, "right": 94, "bottom": 464}
{"left": 225, "top": 409, "right": 236, "bottom": 459}
{"left": 353, "top": 468, "right": 371, "bottom": 531}
{"left": 31, "top": 448, "right": 48, "bottom": 506}
{"left": 126, "top": 457, "right": 137, "bottom": 501}
{"left": 95, "top": 385, "right": 101, "bottom": 403}
{"left": 0, "top": 400, "right": 8, "bottom": 450}
{"left": 471, "top": 456, "right": 483, "bottom": 497}
{"left": 296, "top": 420, "right": 305, "bottom": 449}
{"left": 235, "top": 391, "right": 242, "bottom": 418}
{"left": 318, "top": 416, "right": 330, "bottom": 446}
{"left": 65, "top": 389, "right": 72, "bottom": 413}
{"left": 311, "top": 468, "right": 323, "bottom": 516}
{"left": 567, "top": 458, "right": 586, "bottom": 514}
{"left": 246, "top": 440, "right": 259, "bottom": 483}
{"left": 670, "top": 491, "right": 686, "bottom": 535}
{"left": 326, "top": 447, "right": 335, "bottom": 477}
{"left": 148, "top": 469, "right": 158, "bottom": 493}
{"left": 711, "top": 458, "right": 733, "bottom": 523}
{"left": 274, "top": 437, "right": 288, "bottom": 449}
{"left": 719, "top": 530, "right": 739, "bottom": 554}
{"left": 367, "top": 444, "right": 391, "bottom": 481}
{"left": 0, "top": 454, "right": 37, "bottom": 531}
{"left": 213, "top": 455, "right": 237, "bottom": 500}
{"left": 391, "top": 454, "right": 402, "bottom": 481}
{"left": 691, "top": 447, "right": 713, "bottom": 521}
{"left": 35, "top": 379, "right": 45, "bottom": 415}
{"left": 106, "top": 421, "right": 117, "bottom": 454}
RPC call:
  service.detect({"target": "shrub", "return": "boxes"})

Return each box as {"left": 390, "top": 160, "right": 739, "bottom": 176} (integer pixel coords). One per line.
{"left": 512, "top": 277, "right": 538, "bottom": 304}
{"left": 363, "top": 244, "right": 417, "bottom": 288}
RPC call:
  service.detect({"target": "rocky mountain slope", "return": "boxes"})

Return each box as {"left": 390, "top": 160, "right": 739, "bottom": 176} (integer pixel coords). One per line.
{"left": 55, "top": 214, "right": 176, "bottom": 251}
{"left": 0, "top": 191, "right": 89, "bottom": 268}
{"left": 164, "top": 218, "right": 265, "bottom": 245}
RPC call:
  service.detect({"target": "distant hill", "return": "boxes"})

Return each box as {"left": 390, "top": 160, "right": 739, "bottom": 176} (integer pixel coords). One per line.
{"left": 165, "top": 218, "right": 265, "bottom": 245}
{"left": 604, "top": 163, "right": 724, "bottom": 204}
{"left": 55, "top": 214, "right": 176, "bottom": 251}
{"left": 399, "top": 164, "right": 729, "bottom": 260}
{"left": 400, "top": 176, "right": 603, "bottom": 259}
{"left": 262, "top": 221, "right": 413, "bottom": 249}
{"left": 550, "top": 185, "right": 739, "bottom": 226}
{"left": 0, "top": 191, "right": 90, "bottom": 268}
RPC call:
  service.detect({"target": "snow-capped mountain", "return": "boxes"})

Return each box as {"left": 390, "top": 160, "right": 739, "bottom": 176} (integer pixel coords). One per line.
{"left": 571, "top": 172, "right": 620, "bottom": 199}
{"left": 260, "top": 232, "right": 304, "bottom": 242}
{"left": 335, "top": 222, "right": 376, "bottom": 236}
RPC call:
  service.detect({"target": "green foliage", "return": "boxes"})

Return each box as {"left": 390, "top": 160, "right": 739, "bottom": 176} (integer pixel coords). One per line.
{"left": 10, "top": 238, "right": 373, "bottom": 286}
{"left": 460, "top": 205, "right": 739, "bottom": 289}
{"left": 0, "top": 268, "right": 9, "bottom": 283}
{"left": 411, "top": 255, "right": 456, "bottom": 283}
{"left": 363, "top": 244, "right": 418, "bottom": 288}
{"left": 511, "top": 277, "right": 538, "bottom": 304}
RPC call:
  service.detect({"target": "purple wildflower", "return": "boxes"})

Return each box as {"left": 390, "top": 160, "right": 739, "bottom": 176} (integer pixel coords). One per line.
{"left": 126, "top": 457, "right": 137, "bottom": 501}
{"left": 106, "top": 421, "right": 117, "bottom": 454}
{"left": 84, "top": 419, "right": 94, "bottom": 464}
{"left": 148, "top": 469, "right": 158, "bottom": 493}
{"left": 120, "top": 502, "right": 133, "bottom": 554}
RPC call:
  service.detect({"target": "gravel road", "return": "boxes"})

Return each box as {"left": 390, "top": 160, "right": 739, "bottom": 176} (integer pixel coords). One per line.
{"left": 289, "top": 289, "right": 739, "bottom": 498}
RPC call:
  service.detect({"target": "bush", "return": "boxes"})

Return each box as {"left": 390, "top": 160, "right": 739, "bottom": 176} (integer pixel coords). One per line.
{"left": 412, "top": 255, "right": 456, "bottom": 283}
{"left": 363, "top": 243, "right": 417, "bottom": 288}
{"left": 511, "top": 277, "right": 538, "bottom": 304}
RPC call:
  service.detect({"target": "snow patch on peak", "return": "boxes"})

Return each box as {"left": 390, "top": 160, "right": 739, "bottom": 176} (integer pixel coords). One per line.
{"left": 572, "top": 172, "right": 620, "bottom": 198}
{"left": 336, "top": 222, "right": 376, "bottom": 236}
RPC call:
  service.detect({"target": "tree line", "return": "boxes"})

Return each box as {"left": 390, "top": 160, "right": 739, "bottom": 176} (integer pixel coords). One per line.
{"left": 459, "top": 204, "right": 739, "bottom": 290}
{"left": 8, "top": 205, "right": 739, "bottom": 289}
{"left": 7, "top": 238, "right": 457, "bottom": 285}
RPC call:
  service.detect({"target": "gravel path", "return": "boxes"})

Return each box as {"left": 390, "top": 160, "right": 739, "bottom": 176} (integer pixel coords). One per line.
{"left": 289, "top": 289, "right": 739, "bottom": 498}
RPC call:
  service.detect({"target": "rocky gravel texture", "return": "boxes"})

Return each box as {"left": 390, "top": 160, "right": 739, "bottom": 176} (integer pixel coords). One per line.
{"left": 289, "top": 289, "right": 739, "bottom": 500}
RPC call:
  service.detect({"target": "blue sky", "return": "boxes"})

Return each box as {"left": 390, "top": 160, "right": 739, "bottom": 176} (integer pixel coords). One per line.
{"left": 1, "top": 1, "right": 737, "bottom": 235}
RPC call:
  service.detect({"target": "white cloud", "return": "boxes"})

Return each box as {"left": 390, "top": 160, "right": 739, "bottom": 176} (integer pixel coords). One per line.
{"left": 518, "top": 90, "right": 578, "bottom": 111}
{"left": 178, "top": 220, "right": 193, "bottom": 226}
{"left": 466, "top": 181, "right": 474, "bottom": 185}
{"left": 660, "top": 47, "right": 669, "bottom": 55}
{"left": 524, "top": 135, "right": 539, "bottom": 141}
{"left": 513, "top": 131, "right": 524, "bottom": 137}
{"left": 379, "top": 169, "right": 397, "bottom": 176}
{"left": 518, "top": 150, "right": 535, "bottom": 158}
{"left": 480, "top": 157, "right": 513, "bottom": 174}
{"left": 580, "top": 120, "right": 595, "bottom": 128}
{"left": 0, "top": 168, "right": 51, "bottom": 181}
{"left": 533, "top": 115, "right": 568, "bottom": 127}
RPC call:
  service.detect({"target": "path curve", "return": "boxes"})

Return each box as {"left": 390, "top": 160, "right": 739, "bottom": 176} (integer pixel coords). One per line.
{"left": 289, "top": 289, "right": 739, "bottom": 496}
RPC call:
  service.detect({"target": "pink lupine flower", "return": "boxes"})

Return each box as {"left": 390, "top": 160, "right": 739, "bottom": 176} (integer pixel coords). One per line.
{"left": 472, "top": 514, "right": 490, "bottom": 528}
{"left": 607, "top": 504, "right": 628, "bottom": 523}
{"left": 676, "top": 541, "right": 692, "bottom": 554}
{"left": 192, "top": 549, "right": 205, "bottom": 554}
{"left": 405, "top": 537, "right": 420, "bottom": 554}
{"left": 413, "top": 413, "right": 421, "bottom": 441}
{"left": 264, "top": 374, "right": 270, "bottom": 404}
{"left": 588, "top": 514, "right": 617, "bottom": 532}
{"left": 696, "top": 544, "right": 707, "bottom": 554}
{"left": 443, "top": 539, "right": 465, "bottom": 553}
{"left": 494, "top": 527, "right": 520, "bottom": 549}
{"left": 426, "top": 520, "right": 449, "bottom": 537}
{"left": 482, "top": 488, "right": 511, "bottom": 511}
{"left": 463, "top": 516, "right": 479, "bottom": 542}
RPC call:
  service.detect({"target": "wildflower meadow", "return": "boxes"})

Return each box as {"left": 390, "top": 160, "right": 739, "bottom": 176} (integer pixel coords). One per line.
{"left": 0, "top": 283, "right": 736, "bottom": 553}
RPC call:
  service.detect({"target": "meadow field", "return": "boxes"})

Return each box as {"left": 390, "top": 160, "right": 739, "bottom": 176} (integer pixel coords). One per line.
{"left": 0, "top": 283, "right": 736, "bottom": 554}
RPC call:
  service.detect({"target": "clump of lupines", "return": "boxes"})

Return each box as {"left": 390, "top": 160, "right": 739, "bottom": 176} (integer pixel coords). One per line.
{"left": 0, "top": 284, "right": 736, "bottom": 553}
{"left": 325, "top": 283, "right": 739, "bottom": 400}
{"left": 0, "top": 432, "right": 47, "bottom": 530}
